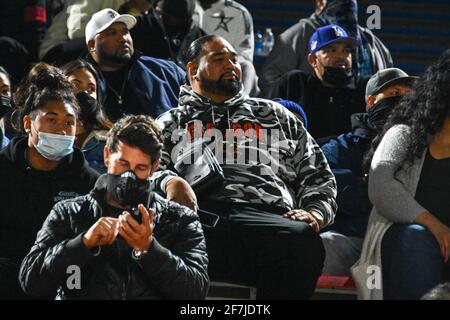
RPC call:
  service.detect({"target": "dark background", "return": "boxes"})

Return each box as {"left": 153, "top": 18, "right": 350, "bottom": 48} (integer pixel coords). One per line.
{"left": 240, "top": 0, "right": 450, "bottom": 76}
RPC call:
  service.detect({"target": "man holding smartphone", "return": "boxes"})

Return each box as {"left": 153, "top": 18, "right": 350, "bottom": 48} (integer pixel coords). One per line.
{"left": 19, "top": 115, "right": 209, "bottom": 300}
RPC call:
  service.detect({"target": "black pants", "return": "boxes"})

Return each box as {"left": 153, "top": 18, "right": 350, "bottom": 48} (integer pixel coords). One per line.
{"left": 0, "top": 258, "right": 28, "bottom": 299}
{"left": 202, "top": 201, "right": 325, "bottom": 299}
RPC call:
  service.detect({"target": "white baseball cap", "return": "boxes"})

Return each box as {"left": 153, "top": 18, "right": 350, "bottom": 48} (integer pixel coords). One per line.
{"left": 85, "top": 8, "right": 137, "bottom": 44}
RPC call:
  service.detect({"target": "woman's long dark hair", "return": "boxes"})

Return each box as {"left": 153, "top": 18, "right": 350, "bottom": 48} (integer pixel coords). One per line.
{"left": 61, "top": 59, "right": 113, "bottom": 131}
{"left": 363, "top": 50, "right": 450, "bottom": 173}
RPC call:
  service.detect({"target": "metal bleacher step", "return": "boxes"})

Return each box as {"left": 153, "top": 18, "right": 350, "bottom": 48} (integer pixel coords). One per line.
{"left": 207, "top": 275, "right": 358, "bottom": 300}
{"left": 313, "top": 274, "right": 357, "bottom": 300}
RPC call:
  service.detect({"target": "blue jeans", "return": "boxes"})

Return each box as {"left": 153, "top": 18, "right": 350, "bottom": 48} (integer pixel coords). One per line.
{"left": 381, "top": 224, "right": 450, "bottom": 299}
{"left": 320, "top": 231, "right": 363, "bottom": 276}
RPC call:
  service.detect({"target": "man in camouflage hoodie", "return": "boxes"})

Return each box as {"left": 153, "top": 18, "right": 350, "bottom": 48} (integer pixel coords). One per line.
{"left": 156, "top": 35, "right": 337, "bottom": 299}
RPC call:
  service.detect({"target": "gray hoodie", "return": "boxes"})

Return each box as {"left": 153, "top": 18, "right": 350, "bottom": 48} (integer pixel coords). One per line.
{"left": 156, "top": 84, "right": 337, "bottom": 227}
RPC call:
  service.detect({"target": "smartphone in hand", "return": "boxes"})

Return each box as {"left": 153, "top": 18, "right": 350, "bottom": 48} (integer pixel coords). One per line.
{"left": 197, "top": 209, "right": 220, "bottom": 228}
{"left": 131, "top": 207, "right": 143, "bottom": 224}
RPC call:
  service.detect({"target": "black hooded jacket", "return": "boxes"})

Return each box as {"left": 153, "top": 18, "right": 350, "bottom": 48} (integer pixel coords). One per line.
{"left": 0, "top": 136, "right": 99, "bottom": 263}
{"left": 19, "top": 174, "right": 209, "bottom": 299}
{"left": 271, "top": 70, "right": 369, "bottom": 140}
{"left": 259, "top": 12, "right": 393, "bottom": 98}
{"left": 320, "top": 113, "right": 376, "bottom": 237}
{"left": 131, "top": 9, "right": 206, "bottom": 70}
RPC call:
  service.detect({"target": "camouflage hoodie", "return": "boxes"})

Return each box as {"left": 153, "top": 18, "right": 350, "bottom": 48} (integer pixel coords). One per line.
{"left": 156, "top": 85, "right": 337, "bottom": 227}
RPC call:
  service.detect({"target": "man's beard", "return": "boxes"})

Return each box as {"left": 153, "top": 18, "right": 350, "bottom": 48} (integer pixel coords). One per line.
{"left": 97, "top": 46, "right": 133, "bottom": 67}
{"left": 199, "top": 74, "right": 242, "bottom": 98}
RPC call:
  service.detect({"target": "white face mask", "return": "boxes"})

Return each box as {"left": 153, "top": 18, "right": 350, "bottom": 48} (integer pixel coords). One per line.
{"left": 32, "top": 127, "right": 75, "bottom": 161}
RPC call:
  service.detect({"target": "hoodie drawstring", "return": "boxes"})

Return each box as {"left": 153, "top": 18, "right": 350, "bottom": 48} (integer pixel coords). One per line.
{"left": 210, "top": 101, "right": 232, "bottom": 131}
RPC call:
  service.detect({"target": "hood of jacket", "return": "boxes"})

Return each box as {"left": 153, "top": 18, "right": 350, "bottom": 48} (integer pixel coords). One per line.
{"left": 2, "top": 135, "right": 93, "bottom": 179}
{"left": 350, "top": 112, "right": 377, "bottom": 139}
{"left": 178, "top": 83, "right": 248, "bottom": 110}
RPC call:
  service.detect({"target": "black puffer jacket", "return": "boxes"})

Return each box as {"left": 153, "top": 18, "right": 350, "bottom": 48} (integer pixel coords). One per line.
{"left": 19, "top": 175, "right": 209, "bottom": 300}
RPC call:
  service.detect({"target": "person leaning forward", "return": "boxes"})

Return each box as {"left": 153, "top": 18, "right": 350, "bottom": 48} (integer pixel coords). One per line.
{"left": 19, "top": 115, "right": 209, "bottom": 300}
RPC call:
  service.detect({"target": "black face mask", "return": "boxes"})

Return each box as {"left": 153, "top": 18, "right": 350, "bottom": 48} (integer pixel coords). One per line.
{"left": 367, "top": 95, "right": 402, "bottom": 132}
{"left": 0, "top": 94, "right": 13, "bottom": 119}
{"left": 322, "top": 66, "right": 354, "bottom": 87}
{"left": 76, "top": 92, "right": 98, "bottom": 124}
{"left": 106, "top": 171, "right": 151, "bottom": 208}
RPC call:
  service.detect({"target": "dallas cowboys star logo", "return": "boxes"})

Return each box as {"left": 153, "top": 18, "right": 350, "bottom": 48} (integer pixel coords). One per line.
{"left": 211, "top": 10, "right": 234, "bottom": 33}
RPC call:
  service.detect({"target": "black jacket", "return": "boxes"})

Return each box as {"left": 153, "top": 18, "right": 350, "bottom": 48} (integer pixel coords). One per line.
{"left": 0, "top": 136, "right": 99, "bottom": 263}
{"left": 86, "top": 52, "right": 185, "bottom": 122}
{"left": 131, "top": 10, "right": 206, "bottom": 70}
{"left": 259, "top": 13, "right": 393, "bottom": 97}
{"left": 271, "top": 70, "right": 369, "bottom": 141}
{"left": 19, "top": 174, "right": 209, "bottom": 300}
{"left": 320, "top": 113, "right": 376, "bottom": 237}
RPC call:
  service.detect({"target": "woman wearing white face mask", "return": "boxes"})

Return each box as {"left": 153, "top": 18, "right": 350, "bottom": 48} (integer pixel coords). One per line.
{"left": 0, "top": 63, "right": 99, "bottom": 299}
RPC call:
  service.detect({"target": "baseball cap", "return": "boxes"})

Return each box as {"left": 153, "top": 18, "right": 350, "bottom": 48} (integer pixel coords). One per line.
{"left": 309, "top": 24, "right": 357, "bottom": 54}
{"left": 85, "top": 8, "right": 137, "bottom": 44}
{"left": 365, "top": 68, "right": 418, "bottom": 98}
{"left": 274, "top": 99, "right": 308, "bottom": 129}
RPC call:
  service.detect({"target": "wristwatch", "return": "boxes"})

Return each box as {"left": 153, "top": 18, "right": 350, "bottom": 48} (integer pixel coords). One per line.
{"left": 132, "top": 248, "right": 148, "bottom": 260}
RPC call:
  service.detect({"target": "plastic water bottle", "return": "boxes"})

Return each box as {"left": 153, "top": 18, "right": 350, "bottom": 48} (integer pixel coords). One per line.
{"left": 255, "top": 30, "right": 264, "bottom": 56}
{"left": 262, "top": 28, "right": 274, "bottom": 56}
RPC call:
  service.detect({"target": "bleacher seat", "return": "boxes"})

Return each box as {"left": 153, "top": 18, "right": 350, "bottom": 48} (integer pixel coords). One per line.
{"left": 312, "top": 274, "right": 357, "bottom": 300}
{"left": 207, "top": 275, "right": 357, "bottom": 300}
{"left": 207, "top": 281, "right": 257, "bottom": 300}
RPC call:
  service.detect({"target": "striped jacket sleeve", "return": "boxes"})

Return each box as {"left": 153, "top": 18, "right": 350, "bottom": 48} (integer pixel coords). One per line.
{"left": 290, "top": 117, "right": 337, "bottom": 228}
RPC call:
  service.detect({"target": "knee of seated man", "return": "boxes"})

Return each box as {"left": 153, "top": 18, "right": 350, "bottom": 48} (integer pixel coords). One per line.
{"left": 283, "top": 224, "right": 325, "bottom": 265}
{"left": 285, "top": 220, "right": 321, "bottom": 239}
